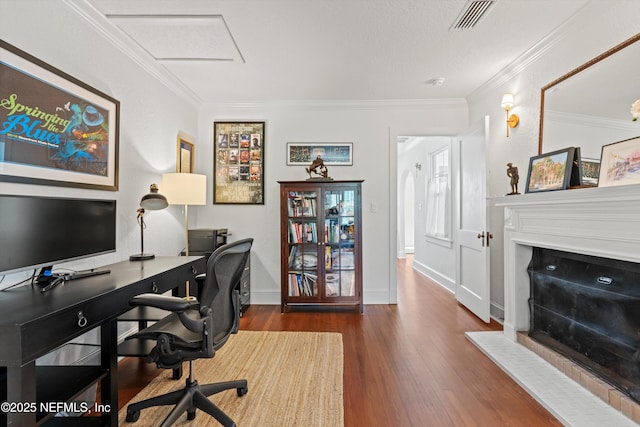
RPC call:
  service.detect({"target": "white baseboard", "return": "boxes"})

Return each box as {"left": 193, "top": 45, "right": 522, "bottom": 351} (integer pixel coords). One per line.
{"left": 411, "top": 259, "right": 455, "bottom": 293}
{"left": 490, "top": 302, "right": 505, "bottom": 324}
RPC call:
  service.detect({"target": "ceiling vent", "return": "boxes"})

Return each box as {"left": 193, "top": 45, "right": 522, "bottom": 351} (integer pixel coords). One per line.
{"left": 449, "top": 1, "right": 496, "bottom": 31}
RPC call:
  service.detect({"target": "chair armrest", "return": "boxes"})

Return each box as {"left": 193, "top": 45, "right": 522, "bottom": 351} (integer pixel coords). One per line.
{"left": 130, "top": 293, "right": 198, "bottom": 312}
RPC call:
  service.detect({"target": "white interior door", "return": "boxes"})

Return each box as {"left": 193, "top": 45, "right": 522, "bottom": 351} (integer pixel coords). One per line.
{"left": 455, "top": 116, "right": 491, "bottom": 322}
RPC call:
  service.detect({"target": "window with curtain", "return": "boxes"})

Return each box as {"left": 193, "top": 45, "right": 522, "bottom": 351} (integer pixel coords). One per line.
{"left": 425, "top": 146, "right": 450, "bottom": 241}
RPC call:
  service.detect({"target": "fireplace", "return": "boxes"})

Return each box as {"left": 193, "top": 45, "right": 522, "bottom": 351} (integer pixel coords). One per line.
{"left": 528, "top": 247, "right": 640, "bottom": 402}
{"left": 496, "top": 185, "right": 640, "bottom": 415}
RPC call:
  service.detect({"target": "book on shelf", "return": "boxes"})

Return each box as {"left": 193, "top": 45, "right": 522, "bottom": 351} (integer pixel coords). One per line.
{"left": 288, "top": 245, "right": 297, "bottom": 268}
{"left": 324, "top": 221, "right": 341, "bottom": 243}
{"left": 325, "top": 246, "right": 331, "bottom": 269}
{"left": 288, "top": 272, "right": 318, "bottom": 297}
{"left": 288, "top": 220, "right": 317, "bottom": 243}
{"left": 288, "top": 192, "right": 317, "bottom": 217}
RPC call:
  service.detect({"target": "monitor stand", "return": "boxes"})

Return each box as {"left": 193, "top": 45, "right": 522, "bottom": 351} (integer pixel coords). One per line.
{"left": 67, "top": 269, "right": 111, "bottom": 280}
{"left": 35, "top": 265, "right": 111, "bottom": 285}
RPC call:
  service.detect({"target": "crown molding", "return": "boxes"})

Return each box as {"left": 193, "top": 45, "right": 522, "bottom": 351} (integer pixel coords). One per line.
{"left": 204, "top": 98, "right": 468, "bottom": 111}
{"left": 468, "top": 2, "right": 591, "bottom": 102}
{"left": 63, "top": 0, "right": 202, "bottom": 107}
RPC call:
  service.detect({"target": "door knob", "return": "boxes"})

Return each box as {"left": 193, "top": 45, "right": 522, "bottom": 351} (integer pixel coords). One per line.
{"left": 477, "top": 232, "right": 485, "bottom": 247}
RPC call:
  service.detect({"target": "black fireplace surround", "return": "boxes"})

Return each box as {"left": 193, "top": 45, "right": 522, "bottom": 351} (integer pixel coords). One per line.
{"left": 528, "top": 247, "right": 640, "bottom": 402}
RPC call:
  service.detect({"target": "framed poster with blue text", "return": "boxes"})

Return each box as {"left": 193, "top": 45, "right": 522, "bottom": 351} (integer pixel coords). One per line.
{"left": 213, "top": 121, "right": 265, "bottom": 204}
{"left": 0, "top": 41, "right": 119, "bottom": 190}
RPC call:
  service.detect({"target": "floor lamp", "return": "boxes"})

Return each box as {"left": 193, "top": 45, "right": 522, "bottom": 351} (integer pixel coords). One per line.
{"left": 161, "top": 173, "right": 207, "bottom": 297}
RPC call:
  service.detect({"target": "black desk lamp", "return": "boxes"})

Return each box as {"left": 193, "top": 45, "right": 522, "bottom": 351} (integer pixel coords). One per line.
{"left": 130, "top": 183, "right": 168, "bottom": 261}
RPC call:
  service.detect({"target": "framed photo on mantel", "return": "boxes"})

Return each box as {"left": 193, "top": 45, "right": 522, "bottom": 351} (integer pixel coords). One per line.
{"left": 525, "top": 147, "right": 581, "bottom": 193}
{"left": 213, "top": 121, "right": 265, "bottom": 204}
{"left": 598, "top": 136, "right": 640, "bottom": 188}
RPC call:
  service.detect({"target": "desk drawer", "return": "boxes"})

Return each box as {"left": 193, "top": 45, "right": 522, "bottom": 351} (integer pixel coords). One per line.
{"left": 20, "top": 280, "right": 153, "bottom": 363}
{"left": 19, "top": 259, "right": 205, "bottom": 364}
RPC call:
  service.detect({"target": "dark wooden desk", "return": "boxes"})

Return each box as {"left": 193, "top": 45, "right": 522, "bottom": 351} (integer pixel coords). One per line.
{"left": 0, "top": 256, "right": 205, "bottom": 426}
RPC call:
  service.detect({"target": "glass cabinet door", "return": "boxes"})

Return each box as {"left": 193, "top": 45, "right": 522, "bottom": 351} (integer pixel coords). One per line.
{"left": 286, "top": 191, "right": 319, "bottom": 297}
{"left": 323, "top": 188, "right": 357, "bottom": 298}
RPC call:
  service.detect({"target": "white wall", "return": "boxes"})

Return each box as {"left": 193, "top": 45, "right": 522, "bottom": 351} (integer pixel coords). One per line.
{"left": 467, "top": 1, "right": 640, "bottom": 320}
{"left": 195, "top": 101, "right": 467, "bottom": 304}
{"left": 0, "top": 0, "right": 197, "bottom": 289}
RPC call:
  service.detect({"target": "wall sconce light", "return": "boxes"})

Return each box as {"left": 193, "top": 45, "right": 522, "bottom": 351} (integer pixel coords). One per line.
{"left": 501, "top": 93, "right": 519, "bottom": 137}
{"left": 414, "top": 162, "right": 422, "bottom": 177}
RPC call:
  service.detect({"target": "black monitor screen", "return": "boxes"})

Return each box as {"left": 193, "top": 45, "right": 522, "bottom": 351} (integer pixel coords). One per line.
{"left": 0, "top": 195, "right": 116, "bottom": 274}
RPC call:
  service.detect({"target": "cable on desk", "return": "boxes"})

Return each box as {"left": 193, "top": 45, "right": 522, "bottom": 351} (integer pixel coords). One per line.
{"left": 2, "top": 269, "right": 37, "bottom": 291}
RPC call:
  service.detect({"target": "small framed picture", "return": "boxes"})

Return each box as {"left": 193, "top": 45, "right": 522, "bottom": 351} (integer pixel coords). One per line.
{"left": 286, "top": 143, "right": 353, "bottom": 166}
{"left": 580, "top": 158, "right": 600, "bottom": 186}
{"left": 525, "top": 147, "right": 580, "bottom": 193}
{"left": 177, "top": 137, "right": 194, "bottom": 173}
{"left": 598, "top": 136, "right": 640, "bottom": 188}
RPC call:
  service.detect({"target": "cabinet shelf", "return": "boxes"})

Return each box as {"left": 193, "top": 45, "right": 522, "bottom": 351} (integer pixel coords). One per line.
{"left": 279, "top": 180, "right": 363, "bottom": 313}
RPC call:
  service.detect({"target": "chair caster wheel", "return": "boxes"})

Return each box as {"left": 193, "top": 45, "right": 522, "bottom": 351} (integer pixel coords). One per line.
{"left": 187, "top": 410, "right": 196, "bottom": 420}
{"left": 126, "top": 409, "right": 140, "bottom": 422}
{"left": 237, "top": 386, "right": 248, "bottom": 396}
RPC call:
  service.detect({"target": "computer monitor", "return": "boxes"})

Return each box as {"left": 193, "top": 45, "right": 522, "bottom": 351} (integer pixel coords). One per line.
{"left": 0, "top": 194, "right": 116, "bottom": 275}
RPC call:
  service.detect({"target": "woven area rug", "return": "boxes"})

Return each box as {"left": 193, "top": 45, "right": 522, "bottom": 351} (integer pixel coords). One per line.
{"left": 118, "top": 331, "right": 344, "bottom": 426}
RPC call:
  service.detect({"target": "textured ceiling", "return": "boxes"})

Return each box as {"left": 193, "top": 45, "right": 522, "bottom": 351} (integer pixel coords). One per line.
{"left": 84, "top": 0, "right": 590, "bottom": 103}
{"left": 106, "top": 15, "right": 243, "bottom": 62}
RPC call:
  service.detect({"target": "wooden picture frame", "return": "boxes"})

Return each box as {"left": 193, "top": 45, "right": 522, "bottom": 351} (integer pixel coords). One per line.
{"left": 525, "top": 147, "right": 579, "bottom": 193}
{"left": 286, "top": 142, "right": 353, "bottom": 166}
{"left": 213, "top": 121, "right": 265, "bottom": 204}
{"left": 177, "top": 137, "right": 194, "bottom": 173}
{"left": 0, "top": 40, "right": 119, "bottom": 190}
{"left": 598, "top": 136, "right": 640, "bottom": 187}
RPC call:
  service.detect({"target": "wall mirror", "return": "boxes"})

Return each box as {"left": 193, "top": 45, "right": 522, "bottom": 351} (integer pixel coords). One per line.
{"left": 539, "top": 33, "right": 640, "bottom": 158}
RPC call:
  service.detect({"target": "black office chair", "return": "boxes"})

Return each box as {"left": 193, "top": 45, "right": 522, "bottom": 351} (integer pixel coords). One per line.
{"left": 125, "top": 238, "right": 253, "bottom": 427}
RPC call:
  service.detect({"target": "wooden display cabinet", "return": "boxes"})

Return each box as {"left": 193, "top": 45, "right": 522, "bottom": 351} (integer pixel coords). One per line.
{"left": 278, "top": 180, "right": 363, "bottom": 313}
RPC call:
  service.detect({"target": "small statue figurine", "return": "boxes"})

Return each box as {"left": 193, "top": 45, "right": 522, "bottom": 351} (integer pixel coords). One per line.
{"left": 506, "top": 162, "right": 520, "bottom": 195}
{"left": 306, "top": 155, "right": 331, "bottom": 180}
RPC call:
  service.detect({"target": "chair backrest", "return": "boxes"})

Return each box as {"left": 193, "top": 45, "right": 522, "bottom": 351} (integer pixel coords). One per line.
{"left": 199, "top": 238, "right": 253, "bottom": 347}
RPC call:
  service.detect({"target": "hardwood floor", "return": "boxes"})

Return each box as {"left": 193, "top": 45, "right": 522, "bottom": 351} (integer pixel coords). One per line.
{"left": 118, "top": 257, "right": 563, "bottom": 426}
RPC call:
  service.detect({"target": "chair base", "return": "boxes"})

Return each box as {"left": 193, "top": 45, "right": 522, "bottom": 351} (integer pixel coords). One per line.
{"left": 126, "top": 377, "right": 248, "bottom": 427}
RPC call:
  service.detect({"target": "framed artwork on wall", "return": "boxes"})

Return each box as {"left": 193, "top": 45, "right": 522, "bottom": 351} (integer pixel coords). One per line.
{"left": 213, "top": 121, "right": 265, "bottom": 204}
{"left": 598, "top": 136, "right": 640, "bottom": 187}
{"left": 286, "top": 142, "right": 353, "bottom": 166}
{"left": 0, "top": 40, "right": 120, "bottom": 190}
{"left": 177, "top": 137, "right": 194, "bottom": 173}
{"left": 525, "top": 147, "right": 580, "bottom": 193}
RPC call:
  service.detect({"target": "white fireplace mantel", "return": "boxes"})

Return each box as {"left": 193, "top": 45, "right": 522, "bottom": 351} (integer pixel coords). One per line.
{"left": 495, "top": 185, "right": 640, "bottom": 340}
